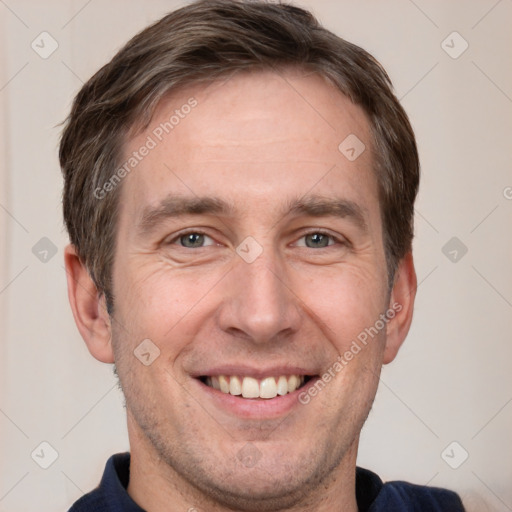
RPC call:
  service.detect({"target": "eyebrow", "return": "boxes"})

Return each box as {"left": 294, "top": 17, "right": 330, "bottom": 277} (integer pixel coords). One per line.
{"left": 136, "top": 193, "right": 368, "bottom": 237}
{"left": 285, "top": 195, "right": 368, "bottom": 232}
{"left": 137, "top": 195, "right": 235, "bottom": 235}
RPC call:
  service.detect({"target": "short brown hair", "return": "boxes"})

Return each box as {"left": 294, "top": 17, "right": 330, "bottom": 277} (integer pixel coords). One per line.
{"left": 60, "top": 0, "right": 419, "bottom": 311}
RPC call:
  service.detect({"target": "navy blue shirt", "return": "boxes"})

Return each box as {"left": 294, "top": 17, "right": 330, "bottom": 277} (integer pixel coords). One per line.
{"left": 68, "top": 453, "right": 465, "bottom": 511}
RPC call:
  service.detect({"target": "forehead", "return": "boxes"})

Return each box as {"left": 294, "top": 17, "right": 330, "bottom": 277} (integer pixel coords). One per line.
{"left": 119, "top": 69, "right": 378, "bottom": 224}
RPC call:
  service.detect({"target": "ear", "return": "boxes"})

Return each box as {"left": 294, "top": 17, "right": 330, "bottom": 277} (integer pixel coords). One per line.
{"left": 64, "top": 244, "right": 114, "bottom": 363}
{"left": 383, "top": 251, "right": 417, "bottom": 364}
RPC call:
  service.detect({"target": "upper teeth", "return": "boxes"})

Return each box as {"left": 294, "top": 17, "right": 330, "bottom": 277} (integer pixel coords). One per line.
{"left": 205, "top": 375, "right": 305, "bottom": 399}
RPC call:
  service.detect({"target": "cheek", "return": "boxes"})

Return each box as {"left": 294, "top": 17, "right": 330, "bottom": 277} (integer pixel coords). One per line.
{"left": 112, "top": 259, "right": 225, "bottom": 346}
{"left": 298, "top": 264, "right": 388, "bottom": 346}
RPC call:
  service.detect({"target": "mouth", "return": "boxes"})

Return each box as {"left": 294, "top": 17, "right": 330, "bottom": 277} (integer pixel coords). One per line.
{"left": 198, "top": 374, "right": 314, "bottom": 400}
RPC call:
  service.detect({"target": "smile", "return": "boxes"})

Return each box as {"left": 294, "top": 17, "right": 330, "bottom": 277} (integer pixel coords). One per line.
{"left": 200, "top": 374, "right": 312, "bottom": 399}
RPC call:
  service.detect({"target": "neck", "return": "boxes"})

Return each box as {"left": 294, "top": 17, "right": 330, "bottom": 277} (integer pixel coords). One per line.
{"left": 126, "top": 412, "right": 359, "bottom": 512}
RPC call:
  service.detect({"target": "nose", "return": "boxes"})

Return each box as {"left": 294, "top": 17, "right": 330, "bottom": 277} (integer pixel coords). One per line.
{"left": 217, "top": 247, "right": 302, "bottom": 345}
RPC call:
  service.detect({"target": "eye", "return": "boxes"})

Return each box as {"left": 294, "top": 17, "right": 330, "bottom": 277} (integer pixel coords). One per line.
{"left": 171, "top": 231, "right": 216, "bottom": 248}
{"left": 295, "top": 231, "right": 340, "bottom": 249}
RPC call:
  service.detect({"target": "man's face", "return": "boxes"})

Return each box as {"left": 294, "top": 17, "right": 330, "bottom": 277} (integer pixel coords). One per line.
{"left": 111, "top": 70, "right": 393, "bottom": 508}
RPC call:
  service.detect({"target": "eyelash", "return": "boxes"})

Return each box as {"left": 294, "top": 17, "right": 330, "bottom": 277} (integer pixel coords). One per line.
{"left": 167, "top": 229, "right": 345, "bottom": 248}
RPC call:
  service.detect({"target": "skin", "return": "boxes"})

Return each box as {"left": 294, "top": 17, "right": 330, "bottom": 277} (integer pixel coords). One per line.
{"left": 65, "top": 69, "right": 416, "bottom": 512}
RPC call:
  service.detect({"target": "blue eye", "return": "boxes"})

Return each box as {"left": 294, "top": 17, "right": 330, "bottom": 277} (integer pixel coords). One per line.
{"left": 296, "top": 231, "right": 338, "bottom": 249}
{"left": 176, "top": 232, "right": 214, "bottom": 248}
{"left": 303, "top": 232, "right": 333, "bottom": 248}
{"left": 168, "top": 230, "right": 341, "bottom": 250}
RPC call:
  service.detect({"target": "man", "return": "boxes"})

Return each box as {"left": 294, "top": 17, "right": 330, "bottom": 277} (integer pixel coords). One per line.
{"left": 60, "top": 1, "right": 465, "bottom": 510}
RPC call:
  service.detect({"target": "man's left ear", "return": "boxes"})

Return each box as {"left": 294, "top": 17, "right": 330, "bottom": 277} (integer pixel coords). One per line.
{"left": 383, "top": 251, "right": 417, "bottom": 364}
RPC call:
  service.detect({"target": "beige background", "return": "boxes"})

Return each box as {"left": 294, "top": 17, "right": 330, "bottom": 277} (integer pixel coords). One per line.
{"left": 1, "top": 1, "right": 511, "bottom": 510}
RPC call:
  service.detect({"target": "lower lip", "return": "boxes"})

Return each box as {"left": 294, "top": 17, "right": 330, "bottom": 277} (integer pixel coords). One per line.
{"left": 193, "top": 377, "right": 319, "bottom": 419}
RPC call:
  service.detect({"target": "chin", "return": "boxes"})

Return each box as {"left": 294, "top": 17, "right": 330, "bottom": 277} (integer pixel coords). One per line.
{"left": 189, "top": 467, "right": 329, "bottom": 512}
{"left": 153, "top": 434, "right": 344, "bottom": 512}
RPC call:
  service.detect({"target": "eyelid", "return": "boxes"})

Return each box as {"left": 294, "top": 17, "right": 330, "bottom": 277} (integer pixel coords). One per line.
{"left": 165, "top": 229, "right": 216, "bottom": 246}
{"left": 164, "top": 228, "right": 348, "bottom": 248}
{"left": 292, "top": 229, "right": 346, "bottom": 247}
